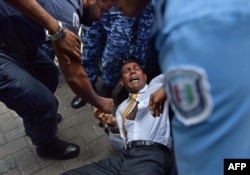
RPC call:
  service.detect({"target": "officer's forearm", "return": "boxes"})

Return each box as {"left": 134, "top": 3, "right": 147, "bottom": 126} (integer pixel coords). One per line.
{"left": 59, "top": 59, "right": 103, "bottom": 108}
{"left": 67, "top": 74, "right": 102, "bottom": 108}
{"left": 4, "top": 0, "right": 59, "bottom": 34}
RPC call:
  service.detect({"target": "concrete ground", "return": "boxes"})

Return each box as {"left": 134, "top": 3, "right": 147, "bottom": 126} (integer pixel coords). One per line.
{"left": 0, "top": 73, "right": 118, "bottom": 175}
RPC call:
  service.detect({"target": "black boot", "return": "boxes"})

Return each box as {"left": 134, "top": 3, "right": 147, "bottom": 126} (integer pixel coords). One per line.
{"left": 71, "top": 96, "right": 86, "bottom": 109}
{"left": 36, "top": 138, "right": 80, "bottom": 160}
{"left": 55, "top": 113, "right": 63, "bottom": 123}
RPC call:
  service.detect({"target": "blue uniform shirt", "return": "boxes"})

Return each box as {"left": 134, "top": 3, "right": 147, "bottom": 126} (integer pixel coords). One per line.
{"left": 154, "top": 0, "right": 250, "bottom": 175}
{"left": 0, "top": 0, "right": 82, "bottom": 54}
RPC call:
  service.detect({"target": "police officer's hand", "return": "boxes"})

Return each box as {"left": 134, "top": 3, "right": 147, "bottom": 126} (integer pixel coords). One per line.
{"left": 149, "top": 87, "right": 167, "bottom": 117}
{"left": 52, "top": 29, "right": 82, "bottom": 64}
{"left": 92, "top": 106, "right": 117, "bottom": 127}
{"left": 95, "top": 97, "right": 114, "bottom": 114}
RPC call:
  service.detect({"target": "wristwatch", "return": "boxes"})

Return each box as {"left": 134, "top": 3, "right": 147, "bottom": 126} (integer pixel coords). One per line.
{"left": 46, "top": 21, "right": 66, "bottom": 41}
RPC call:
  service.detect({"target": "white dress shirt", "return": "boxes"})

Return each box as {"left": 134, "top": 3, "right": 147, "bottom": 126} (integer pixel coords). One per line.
{"left": 109, "top": 74, "right": 172, "bottom": 150}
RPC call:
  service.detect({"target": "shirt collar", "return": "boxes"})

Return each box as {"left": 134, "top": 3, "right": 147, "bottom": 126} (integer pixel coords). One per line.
{"left": 128, "top": 84, "right": 148, "bottom": 102}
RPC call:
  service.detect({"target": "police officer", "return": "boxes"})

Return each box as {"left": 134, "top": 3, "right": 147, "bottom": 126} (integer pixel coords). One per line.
{"left": 4, "top": 0, "right": 83, "bottom": 67}
{"left": 0, "top": 0, "right": 113, "bottom": 160}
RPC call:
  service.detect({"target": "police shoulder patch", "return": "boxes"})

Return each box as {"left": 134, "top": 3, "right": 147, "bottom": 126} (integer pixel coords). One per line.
{"left": 165, "top": 66, "right": 213, "bottom": 126}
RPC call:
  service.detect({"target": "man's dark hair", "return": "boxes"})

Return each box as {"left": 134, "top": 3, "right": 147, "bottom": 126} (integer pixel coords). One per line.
{"left": 119, "top": 56, "right": 145, "bottom": 77}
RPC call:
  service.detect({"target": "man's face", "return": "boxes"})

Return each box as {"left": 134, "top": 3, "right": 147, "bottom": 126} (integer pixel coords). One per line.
{"left": 113, "top": 0, "right": 150, "bottom": 17}
{"left": 120, "top": 62, "right": 147, "bottom": 93}
{"left": 82, "top": 0, "right": 112, "bottom": 26}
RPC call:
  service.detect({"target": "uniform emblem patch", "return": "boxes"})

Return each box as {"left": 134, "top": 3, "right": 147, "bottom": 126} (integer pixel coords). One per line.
{"left": 73, "top": 12, "right": 80, "bottom": 28}
{"left": 165, "top": 66, "right": 213, "bottom": 126}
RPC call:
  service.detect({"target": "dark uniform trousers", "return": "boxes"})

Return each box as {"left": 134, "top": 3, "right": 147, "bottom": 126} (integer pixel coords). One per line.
{"left": 61, "top": 146, "right": 171, "bottom": 175}
{"left": 0, "top": 45, "right": 59, "bottom": 147}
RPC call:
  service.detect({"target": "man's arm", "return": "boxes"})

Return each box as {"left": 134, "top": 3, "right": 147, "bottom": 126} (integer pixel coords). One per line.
{"left": 58, "top": 55, "right": 114, "bottom": 113}
{"left": 3, "top": 0, "right": 114, "bottom": 112}
{"left": 4, "top": 0, "right": 59, "bottom": 33}
{"left": 4, "top": 0, "right": 82, "bottom": 64}
{"left": 147, "top": 74, "right": 167, "bottom": 117}
{"left": 92, "top": 106, "right": 124, "bottom": 150}
{"left": 149, "top": 86, "right": 167, "bottom": 117}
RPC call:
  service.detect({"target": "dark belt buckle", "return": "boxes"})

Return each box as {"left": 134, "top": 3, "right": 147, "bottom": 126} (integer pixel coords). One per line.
{"left": 144, "top": 140, "right": 151, "bottom": 146}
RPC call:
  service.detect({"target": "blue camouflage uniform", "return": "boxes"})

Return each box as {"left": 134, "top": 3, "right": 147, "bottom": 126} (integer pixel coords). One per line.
{"left": 82, "top": 4, "right": 156, "bottom": 88}
{"left": 153, "top": 0, "right": 250, "bottom": 174}
{"left": 0, "top": 0, "right": 82, "bottom": 147}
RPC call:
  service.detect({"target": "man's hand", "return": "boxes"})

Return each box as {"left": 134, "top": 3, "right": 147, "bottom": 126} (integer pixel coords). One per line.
{"left": 149, "top": 87, "right": 167, "bottom": 117}
{"left": 52, "top": 29, "right": 82, "bottom": 64}
{"left": 92, "top": 106, "right": 117, "bottom": 127}
{"left": 94, "top": 97, "right": 114, "bottom": 114}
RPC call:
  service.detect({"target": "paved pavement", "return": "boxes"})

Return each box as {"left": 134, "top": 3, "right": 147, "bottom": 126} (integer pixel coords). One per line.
{"left": 0, "top": 73, "right": 118, "bottom": 175}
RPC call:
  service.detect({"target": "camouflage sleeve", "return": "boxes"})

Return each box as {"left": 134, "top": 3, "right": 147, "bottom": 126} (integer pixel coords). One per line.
{"left": 81, "top": 19, "right": 107, "bottom": 84}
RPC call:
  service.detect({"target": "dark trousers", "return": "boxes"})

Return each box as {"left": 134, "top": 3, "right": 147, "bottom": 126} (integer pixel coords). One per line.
{"left": 62, "top": 147, "right": 171, "bottom": 175}
{"left": 0, "top": 46, "right": 59, "bottom": 147}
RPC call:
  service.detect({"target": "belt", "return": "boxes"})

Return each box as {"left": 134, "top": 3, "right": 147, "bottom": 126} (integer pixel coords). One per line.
{"left": 125, "top": 140, "right": 170, "bottom": 153}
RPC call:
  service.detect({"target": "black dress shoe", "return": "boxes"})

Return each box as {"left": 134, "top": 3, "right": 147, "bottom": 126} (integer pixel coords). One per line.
{"left": 71, "top": 96, "right": 86, "bottom": 108}
{"left": 36, "top": 138, "right": 80, "bottom": 160}
{"left": 55, "top": 113, "right": 63, "bottom": 123}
